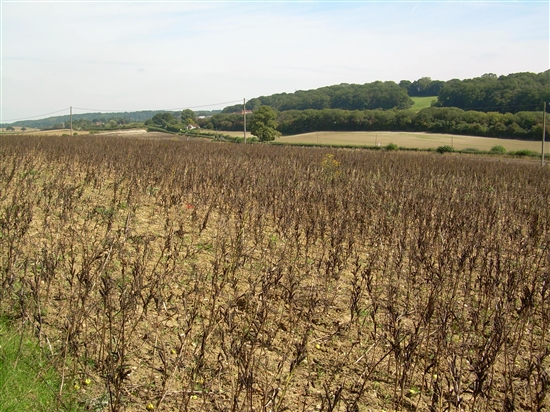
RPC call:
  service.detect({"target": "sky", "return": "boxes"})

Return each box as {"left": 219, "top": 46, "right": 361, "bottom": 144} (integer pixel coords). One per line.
{"left": 1, "top": 0, "right": 549, "bottom": 123}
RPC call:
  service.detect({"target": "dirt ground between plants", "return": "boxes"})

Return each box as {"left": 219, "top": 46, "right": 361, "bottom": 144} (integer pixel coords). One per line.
{"left": 0, "top": 135, "right": 548, "bottom": 411}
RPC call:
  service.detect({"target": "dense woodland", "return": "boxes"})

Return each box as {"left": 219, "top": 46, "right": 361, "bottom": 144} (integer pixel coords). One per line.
{"left": 434, "top": 71, "right": 550, "bottom": 113}
{"left": 220, "top": 71, "right": 549, "bottom": 115}
{"left": 222, "top": 81, "right": 413, "bottom": 113}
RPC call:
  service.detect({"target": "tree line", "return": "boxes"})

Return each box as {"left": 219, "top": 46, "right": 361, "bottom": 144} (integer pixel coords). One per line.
{"left": 3, "top": 109, "right": 221, "bottom": 130}
{"left": 202, "top": 106, "right": 547, "bottom": 140}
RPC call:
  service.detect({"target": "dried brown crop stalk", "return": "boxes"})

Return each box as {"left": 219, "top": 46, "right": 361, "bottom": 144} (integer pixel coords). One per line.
{"left": 0, "top": 134, "right": 548, "bottom": 411}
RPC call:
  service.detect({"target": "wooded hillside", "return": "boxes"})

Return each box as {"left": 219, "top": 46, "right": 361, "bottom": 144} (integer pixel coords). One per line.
{"left": 221, "top": 71, "right": 549, "bottom": 115}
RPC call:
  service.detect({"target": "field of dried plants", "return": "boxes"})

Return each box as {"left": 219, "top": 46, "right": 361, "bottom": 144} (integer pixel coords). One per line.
{"left": 0, "top": 134, "right": 549, "bottom": 411}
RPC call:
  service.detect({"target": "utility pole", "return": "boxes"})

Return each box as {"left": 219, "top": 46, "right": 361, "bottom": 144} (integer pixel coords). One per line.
{"left": 70, "top": 106, "right": 73, "bottom": 136}
{"left": 542, "top": 101, "right": 546, "bottom": 166}
{"left": 243, "top": 98, "right": 247, "bottom": 144}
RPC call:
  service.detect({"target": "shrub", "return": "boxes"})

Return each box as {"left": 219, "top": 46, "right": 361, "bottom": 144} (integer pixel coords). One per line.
{"left": 165, "top": 124, "right": 184, "bottom": 133}
{"left": 436, "top": 145, "right": 455, "bottom": 154}
{"left": 490, "top": 145, "right": 506, "bottom": 154}
{"left": 511, "top": 149, "right": 538, "bottom": 157}
{"left": 385, "top": 142, "right": 398, "bottom": 151}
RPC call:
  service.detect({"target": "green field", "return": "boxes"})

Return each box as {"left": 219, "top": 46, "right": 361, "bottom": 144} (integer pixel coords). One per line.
{"left": 410, "top": 95, "right": 437, "bottom": 111}
{"left": 277, "top": 131, "right": 543, "bottom": 152}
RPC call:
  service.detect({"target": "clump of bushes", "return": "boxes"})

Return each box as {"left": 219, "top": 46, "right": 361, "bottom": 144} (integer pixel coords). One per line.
{"left": 490, "top": 145, "right": 506, "bottom": 154}
{"left": 510, "top": 149, "right": 538, "bottom": 157}
{"left": 436, "top": 145, "right": 455, "bottom": 154}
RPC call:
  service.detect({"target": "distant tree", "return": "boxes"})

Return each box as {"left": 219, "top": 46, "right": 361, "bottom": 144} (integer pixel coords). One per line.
{"left": 221, "top": 104, "right": 244, "bottom": 114}
{"left": 152, "top": 112, "right": 177, "bottom": 126}
{"left": 408, "top": 77, "right": 445, "bottom": 97}
{"left": 6, "top": 126, "right": 15, "bottom": 131}
{"left": 21, "top": 127, "right": 27, "bottom": 131}
{"left": 408, "top": 77, "right": 432, "bottom": 96}
{"left": 250, "top": 106, "right": 281, "bottom": 142}
{"left": 436, "top": 145, "right": 455, "bottom": 154}
{"left": 425, "top": 80, "right": 445, "bottom": 96}
{"left": 181, "top": 109, "right": 196, "bottom": 125}
{"left": 399, "top": 80, "right": 412, "bottom": 90}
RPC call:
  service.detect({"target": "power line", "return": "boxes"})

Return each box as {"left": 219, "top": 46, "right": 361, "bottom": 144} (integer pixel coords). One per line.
{"left": 72, "top": 107, "right": 130, "bottom": 113}
{"left": 3, "top": 99, "right": 243, "bottom": 124}
{"left": 73, "top": 100, "right": 243, "bottom": 114}
{"left": 3, "top": 108, "right": 70, "bottom": 122}
{"left": 167, "top": 100, "right": 243, "bottom": 111}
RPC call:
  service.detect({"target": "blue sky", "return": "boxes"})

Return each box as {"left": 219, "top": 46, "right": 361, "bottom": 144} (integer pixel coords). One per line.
{"left": 1, "top": 0, "right": 548, "bottom": 122}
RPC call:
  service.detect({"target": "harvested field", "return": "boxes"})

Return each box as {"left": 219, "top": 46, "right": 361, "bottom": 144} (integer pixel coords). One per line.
{"left": 278, "top": 131, "right": 544, "bottom": 152}
{"left": 0, "top": 134, "right": 548, "bottom": 411}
